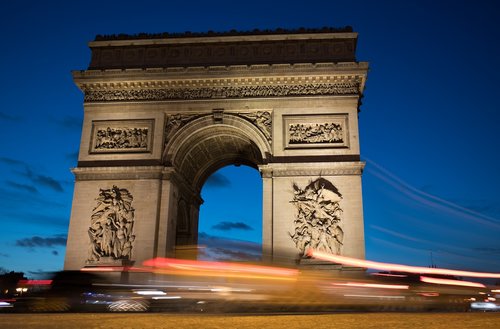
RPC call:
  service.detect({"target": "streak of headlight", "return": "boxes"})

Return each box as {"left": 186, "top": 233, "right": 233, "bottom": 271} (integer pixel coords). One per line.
{"left": 133, "top": 290, "right": 166, "bottom": 296}
{"left": 343, "top": 294, "right": 405, "bottom": 299}
{"left": 142, "top": 258, "right": 298, "bottom": 280}
{"left": 18, "top": 280, "right": 52, "bottom": 285}
{"left": 309, "top": 249, "right": 500, "bottom": 279}
{"left": 371, "top": 272, "right": 408, "bottom": 278}
{"left": 420, "top": 276, "right": 486, "bottom": 288}
{"left": 332, "top": 282, "right": 409, "bottom": 290}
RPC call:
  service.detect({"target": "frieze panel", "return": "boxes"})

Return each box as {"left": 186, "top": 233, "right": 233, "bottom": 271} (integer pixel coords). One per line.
{"left": 284, "top": 114, "right": 348, "bottom": 149}
{"left": 90, "top": 120, "right": 154, "bottom": 154}
{"left": 289, "top": 178, "right": 344, "bottom": 258}
{"left": 83, "top": 82, "right": 360, "bottom": 102}
{"left": 87, "top": 186, "right": 136, "bottom": 264}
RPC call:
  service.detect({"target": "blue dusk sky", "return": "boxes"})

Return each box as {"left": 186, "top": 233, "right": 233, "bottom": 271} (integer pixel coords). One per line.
{"left": 0, "top": 0, "right": 499, "bottom": 277}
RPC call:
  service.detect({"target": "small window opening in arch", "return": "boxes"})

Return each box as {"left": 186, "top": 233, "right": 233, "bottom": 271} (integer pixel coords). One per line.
{"left": 198, "top": 164, "right": 262, "bottom": 262}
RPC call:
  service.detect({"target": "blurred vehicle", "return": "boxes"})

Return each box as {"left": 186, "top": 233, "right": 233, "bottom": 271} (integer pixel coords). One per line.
{"left": 12, "top": 270, "right": 148, "bottom": 312}
{"left": 470, "top": 301, "right": 500, "bottom": 311}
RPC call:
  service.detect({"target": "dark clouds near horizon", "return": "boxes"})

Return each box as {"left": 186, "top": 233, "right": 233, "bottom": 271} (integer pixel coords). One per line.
{"left": 211, "top": 221, "right": 253, "bottom": 231}
{"left": 198, "top": 232, "right": 261, "bottom": 261}
{"left": 204, "top": 172, "right": 231, "bottom": 187}
{"left": 1, "top": 157, "right": 65, "bottom": 193}
{"left": 15, "top": 235, "right": 67, "bottom": 248}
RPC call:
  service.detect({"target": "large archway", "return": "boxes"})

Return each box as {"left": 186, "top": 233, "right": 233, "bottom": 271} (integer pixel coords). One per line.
{"left": 162, "top": 112, "right": 270, "bottom": 257}
{"left": 64, "top": 29, "right": 368, "bottom": 271}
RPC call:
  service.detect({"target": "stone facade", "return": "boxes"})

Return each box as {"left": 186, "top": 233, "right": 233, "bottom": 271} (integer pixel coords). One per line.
{"left": 64, "top": 29, "right": 368, "bottom": 270}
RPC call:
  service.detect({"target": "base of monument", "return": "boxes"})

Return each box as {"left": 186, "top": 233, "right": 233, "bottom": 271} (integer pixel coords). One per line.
{"left": 83, "top": 258, "right": 136, "bottom": 283}
{"left": 85, "top": 256, "right": 135, "bottom": 266}
{"left": 297, "top": 258, "right": 366, "bottom": 277}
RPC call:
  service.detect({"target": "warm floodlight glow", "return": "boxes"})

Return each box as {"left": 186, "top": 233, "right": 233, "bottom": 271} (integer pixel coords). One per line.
{"left": 420, "top": 276, "right": 486, "bottom": 288}
{"left": 308, "top": 249, "right": 500, "bottom": 279}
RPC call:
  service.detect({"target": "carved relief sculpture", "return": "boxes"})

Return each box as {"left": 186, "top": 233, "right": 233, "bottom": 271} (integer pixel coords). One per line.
{"left": 289, "top": 178, "right": 344, "bottom": 257}
{"left": 238, "top": 111, "right": 272, "bottom": 142}
{"left": 164, "top": 113, "right": 201, "bottom": 144}
{"left": 83, "top": 81, "right": 360, "bottom": 102}
{"left": 87, "top": 186, "right": 135, "bottom": 263}
{"left": 283, "top": 114, "right": 348, "bottom": 149}
{"left": 289, "top": 122, "right": 343, "bottom": 144}
{"left": 94, "top": 127, "right": 148, "bottom": 150}
{"left": 90, "top": 120, "right": 153, "bottom": 153}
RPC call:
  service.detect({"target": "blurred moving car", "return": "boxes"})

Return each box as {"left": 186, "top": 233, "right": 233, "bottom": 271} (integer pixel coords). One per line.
{"left": 12, "top": 270, "right": 148, "bottom": 312}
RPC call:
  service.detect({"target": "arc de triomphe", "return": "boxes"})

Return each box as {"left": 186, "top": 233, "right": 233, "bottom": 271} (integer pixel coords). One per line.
{"left": 64, "top": 28, "right": 368, "bottom": 270}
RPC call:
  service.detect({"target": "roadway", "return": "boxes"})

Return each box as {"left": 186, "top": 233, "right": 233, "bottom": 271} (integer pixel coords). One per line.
{"left": 1, "top": 312, "right": 499, "bottom": 329}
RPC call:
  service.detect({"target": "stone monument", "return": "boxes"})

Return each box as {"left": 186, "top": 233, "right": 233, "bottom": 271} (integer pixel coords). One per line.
{"left": 64, "top": 28, "right": 368, "bottom": 271}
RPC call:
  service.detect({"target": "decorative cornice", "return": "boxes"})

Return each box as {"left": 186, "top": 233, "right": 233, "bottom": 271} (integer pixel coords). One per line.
{"left": 74, "top": 62, "right": 368, "bottom": 78}
{"left": 72, "top": 166, "right": 164, "bottom": 180}
{"left": 76, "top": 73, "right": 365, "bottom": 103}
{"left": 83, "top": 81, "right": 360, "bottom": 102}
{"left": 260, "top": 162, "right": 365, "bottom": 177}
{"left": 94, "top": 27, "right": 354, "bottom": 42}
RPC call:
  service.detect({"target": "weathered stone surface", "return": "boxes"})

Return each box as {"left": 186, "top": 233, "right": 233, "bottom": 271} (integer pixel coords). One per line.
{"left": 65, "top": 29, "right": 368, "bottom": 271}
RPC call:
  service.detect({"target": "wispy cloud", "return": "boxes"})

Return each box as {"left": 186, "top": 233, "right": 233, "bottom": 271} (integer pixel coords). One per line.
{"left": 23, "top": 168, "right": 64, "bottom": 192}
{"left": 0, "top": 157, "right": 26, "bottom": 166}
{"left": 364, "top": 158, "right": 500, "bottom": 229}
{"left": 1, "top": 157, "right": 64, "bottom": 192}
{"left": 6, "top": 181, "right": 38, "bottom": 193}
{"left": 211, "top": 221, "right": 253, "bottom": 231}
{"left": 204, "top": 172, "right": 231, "bottom": 187}
{"left": 15, "top": 235, "right": 67, "bottom": 248}
{"left": 0, "top": 111, "right": 22, "bottom": 121}
{"left": 473, "top": 247, "right": 500, "bottom": 255}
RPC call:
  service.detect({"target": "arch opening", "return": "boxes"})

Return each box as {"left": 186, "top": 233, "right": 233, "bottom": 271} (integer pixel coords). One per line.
{"left": 167, "top": 115, "right": 269, "bottom": 260}
{"left": 197, "top": 164, "right": 262, "bottom": 262}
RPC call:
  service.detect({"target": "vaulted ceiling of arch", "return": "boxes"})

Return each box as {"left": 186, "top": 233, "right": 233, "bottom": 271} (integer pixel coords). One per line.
{"left": 174, "top": 132, "right": 262, "bottom": 190}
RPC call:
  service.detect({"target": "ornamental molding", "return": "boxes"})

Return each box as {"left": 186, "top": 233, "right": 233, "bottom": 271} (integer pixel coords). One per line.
{"left": 72, "top": 166, "right": 165, "bottom": 180}
{"left": 75, "top": 62, "right": 368, "bottom": 78}
{"left": 82, "top": 80, "right": 362, "bottom": 102}
{"left": 261, "top": 162, "right": 365, "bottom": 177}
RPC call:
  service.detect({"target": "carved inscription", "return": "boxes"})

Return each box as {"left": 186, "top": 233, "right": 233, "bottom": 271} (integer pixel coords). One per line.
{"left": 289, "top": 122, "right": 343, "bottom": 144}
{"left": 289, "top": 178, "right": 344, "bottom": 257}
{"left": 87, "top": 186, "right": 135, "bottom": 263}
